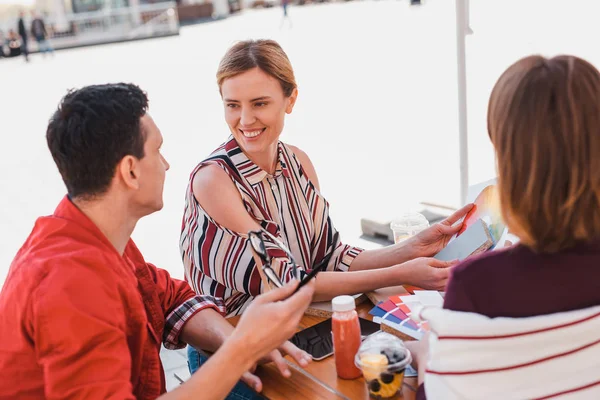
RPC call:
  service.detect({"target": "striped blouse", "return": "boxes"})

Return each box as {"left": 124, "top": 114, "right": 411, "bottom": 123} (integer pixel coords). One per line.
{"left": 180, "top": 136, "right": 364, "bottom": 316}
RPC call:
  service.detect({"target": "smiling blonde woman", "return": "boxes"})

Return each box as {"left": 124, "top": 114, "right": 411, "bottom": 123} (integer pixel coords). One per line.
{"left": 180, "top": 39, "right": 472, "bottom": 316}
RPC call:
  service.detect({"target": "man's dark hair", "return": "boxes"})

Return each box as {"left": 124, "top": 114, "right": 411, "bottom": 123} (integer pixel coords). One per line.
{"left": 47, "top": 83, "right": 149, "bottom": 199}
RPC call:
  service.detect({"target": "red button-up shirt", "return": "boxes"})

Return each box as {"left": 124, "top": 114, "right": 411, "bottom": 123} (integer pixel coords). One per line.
{"left": 0, "top": 197, "right": 225, "bottom": 399}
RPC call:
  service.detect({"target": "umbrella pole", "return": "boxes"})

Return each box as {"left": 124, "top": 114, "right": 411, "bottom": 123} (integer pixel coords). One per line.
{"left": 455, "top": 0, "right": 470, "bottom": 205}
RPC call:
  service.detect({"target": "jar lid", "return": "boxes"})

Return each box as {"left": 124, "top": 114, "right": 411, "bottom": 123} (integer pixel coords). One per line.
{"left": 332, "top": 295, "right": 356, "bottom": 312}
{"left": 390, "top": 212, "right": 429, "bottom": 230}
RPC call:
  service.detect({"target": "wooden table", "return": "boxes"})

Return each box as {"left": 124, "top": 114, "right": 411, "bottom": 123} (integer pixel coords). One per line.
{"left": 228, "top": 290, "right": 418, "bottom": 400}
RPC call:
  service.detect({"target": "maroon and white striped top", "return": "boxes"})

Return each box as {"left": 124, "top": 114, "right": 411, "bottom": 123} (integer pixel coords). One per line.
{"left": 417, "top": 305, "right": 600, "bottom": 399}
{"left": 180, "top": 137, "right": 363, "bottom": 316}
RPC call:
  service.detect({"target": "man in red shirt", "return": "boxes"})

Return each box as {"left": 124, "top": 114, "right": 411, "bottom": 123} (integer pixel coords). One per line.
{"left": 0, "top": 83, "right": 315, "bottom": 399}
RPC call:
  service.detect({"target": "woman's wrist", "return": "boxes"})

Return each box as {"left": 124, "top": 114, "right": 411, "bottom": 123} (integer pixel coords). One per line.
{"left": 388, "top": 262, "right": 414, "bottom": 286}
{"left": 394, "top": 237, "right": 421, "bottom": 262}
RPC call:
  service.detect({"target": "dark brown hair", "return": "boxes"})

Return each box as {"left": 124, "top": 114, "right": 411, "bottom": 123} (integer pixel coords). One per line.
{"left": 216, "top": 39, "right": 297, "bottom": 97}
{"left": 47, "top": 83, "right": 148, "bottom": 199}
{"left": 488, "top": 55, "right": 600, "bottom": 252}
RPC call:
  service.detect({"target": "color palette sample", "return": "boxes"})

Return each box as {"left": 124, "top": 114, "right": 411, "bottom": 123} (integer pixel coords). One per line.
{"left": 457, "top": 184, "right": 506, "bottom": 245}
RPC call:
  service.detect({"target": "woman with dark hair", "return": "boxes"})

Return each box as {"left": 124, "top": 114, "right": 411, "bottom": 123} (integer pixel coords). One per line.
{"left": 409, "top": 54, "right": 600, "bottom": 399}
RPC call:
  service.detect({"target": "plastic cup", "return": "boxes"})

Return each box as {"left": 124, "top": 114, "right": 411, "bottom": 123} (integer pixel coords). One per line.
{"left": 390, "top": 212, "right": 430, "bottom": 244}
{"left": 390, "top": 212, "right": 430, "bottom": 294}
{"left": 355, "top": 332, "right": 412, "bottom": 399}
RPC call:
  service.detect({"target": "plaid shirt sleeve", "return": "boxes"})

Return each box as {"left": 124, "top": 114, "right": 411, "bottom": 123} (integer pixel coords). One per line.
{"left": 163, "top": 294, "right": 227, "bottom": 350}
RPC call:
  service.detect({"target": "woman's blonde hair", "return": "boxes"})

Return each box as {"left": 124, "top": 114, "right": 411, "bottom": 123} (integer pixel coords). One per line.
{"left": 216, "top": 39, "right": 297, "bottom": 97}
{"left": 488, "top": 55, "right": 600, "bottom": 252}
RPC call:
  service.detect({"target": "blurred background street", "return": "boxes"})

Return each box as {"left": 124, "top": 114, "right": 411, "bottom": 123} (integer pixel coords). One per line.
{"left": 2, "top": 0, "right": 598, "bottom": 285}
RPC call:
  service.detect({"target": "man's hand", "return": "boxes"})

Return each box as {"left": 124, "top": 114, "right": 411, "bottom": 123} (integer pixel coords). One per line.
{"left": 229, "top": 279, "right": 316, "bottom": 392}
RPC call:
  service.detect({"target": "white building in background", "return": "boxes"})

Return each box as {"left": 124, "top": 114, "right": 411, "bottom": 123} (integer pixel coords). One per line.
{"left": 34, "top": 0, "right": 69, "bottom": 30}
{"left": 0, "top": 0, "right": 68, "bottom": 31}
{"left": 0, "top": 0, "right": 179, "bottom": 52}
{"left": 1, "top": 0, "right": 237, "bottom": 37}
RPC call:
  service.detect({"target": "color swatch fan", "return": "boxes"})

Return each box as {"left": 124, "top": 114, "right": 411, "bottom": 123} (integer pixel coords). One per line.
{"left": 457, "top": 184, "right": 505, "bottom": 246}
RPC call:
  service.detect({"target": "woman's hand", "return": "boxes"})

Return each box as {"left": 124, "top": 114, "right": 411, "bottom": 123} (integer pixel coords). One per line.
{"left": 261, "top": 341, "right": 311, "bottom": 376}
{"left": 408, "top": 204, "right": 474, "bottom": 258}
{"left": 395, "top": 257, "right": 457, "bottom": 291}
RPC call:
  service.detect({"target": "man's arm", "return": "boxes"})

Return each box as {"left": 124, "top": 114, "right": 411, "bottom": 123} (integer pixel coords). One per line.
{"left": 159, "top": 280, "right": 315, "bottom": 400}
{"left": 176, "top": 284, "right": 312, "bottom": 389}
{"left": 146, "top": 264, "right": 230, "bottom": 351}
{"left": 178, "top": 307, "right": 234, "bottom": 353}
{"left": 125, "top": 240, "right": 229, "bottom": 350}
{"left": 142, "top": 252, "right": 310, "bottom": 384}
{"left": 163, "top": 336, "right": 256, "bottom": 399}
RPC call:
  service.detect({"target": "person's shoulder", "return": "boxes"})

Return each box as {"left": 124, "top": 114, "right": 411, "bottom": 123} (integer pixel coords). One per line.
{"left": 284, "top": 143, "right": 320, "bottom": 189}
{"left": 285, "top": 144, "right": 311, "bottom": 166}
{"left": 190, "top": 160, "right": 249, "bottom": 233}
{"left": 11, "top": 234, "right": 119, "bottom": 297}
{"left": 452, "top": 244, "right": 529, "bottom": 281}
{"left": 191, "top": 139, "right": 238, "bottom": 190}
{"left": 193, "top": 162, "right": 231, "bottom": 184}
{"left": 42, "top": 237, "right": 118, "bottom": 275}
{"left": 192, "top": 163, "right": 238, "bottom": 200}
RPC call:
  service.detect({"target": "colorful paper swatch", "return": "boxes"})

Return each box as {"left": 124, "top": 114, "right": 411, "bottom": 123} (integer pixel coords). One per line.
{"left": 457, "top": 184, "right": 505, "bottom": 245}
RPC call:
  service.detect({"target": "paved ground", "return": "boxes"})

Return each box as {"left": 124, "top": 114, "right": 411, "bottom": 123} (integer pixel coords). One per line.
{"left": 1, "top": 0, "right": 599, "bottom": 390}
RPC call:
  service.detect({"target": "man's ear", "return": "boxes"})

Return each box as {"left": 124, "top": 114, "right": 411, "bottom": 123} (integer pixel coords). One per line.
{"left": 118, "top": 155, "right": 140, "bottom": 190}
{"left": 286, "top": 88, "right": 298, "bottom": 114}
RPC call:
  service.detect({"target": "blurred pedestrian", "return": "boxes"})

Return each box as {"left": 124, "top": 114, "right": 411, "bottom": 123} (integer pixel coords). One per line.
{"left": 7, "top": 29, "right": 22, "bottom": 57}
{"left": 0, "top": 30, "right": 5, "bottom": 58}
{"left": 280, "top": 0, "right": 292, "bottom": 28}
{"left": 31, "top": 11, "right": 54, "bottom": 57}
{"left": 17, "top": 10, "right": 29, "bottom": 62}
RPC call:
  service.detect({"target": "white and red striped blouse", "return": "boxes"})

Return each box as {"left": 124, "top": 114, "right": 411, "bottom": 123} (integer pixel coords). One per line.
{"left": 180, "top": 137, "right": 363, "bottom": 316}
